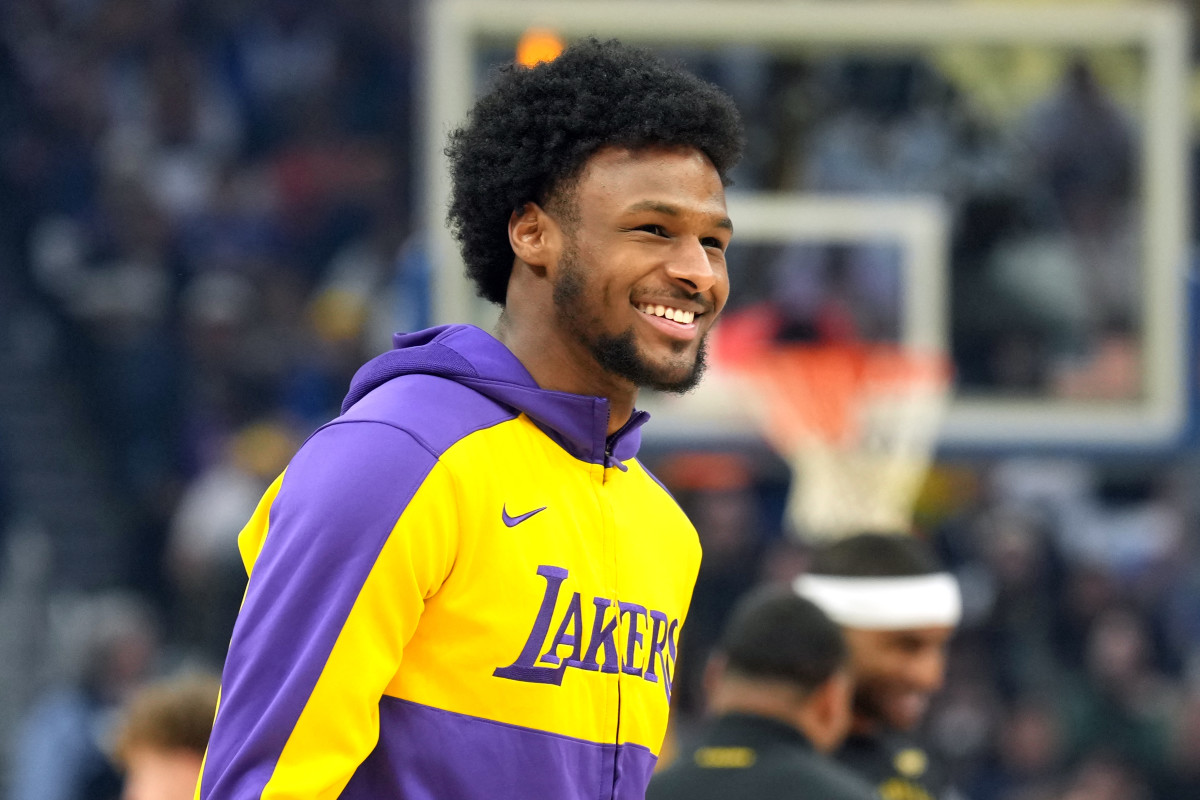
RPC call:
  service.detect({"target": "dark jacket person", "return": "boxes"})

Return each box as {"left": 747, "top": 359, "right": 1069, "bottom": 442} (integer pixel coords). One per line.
{"left": 648, "top": 587, "right": 879, "bottom": 800}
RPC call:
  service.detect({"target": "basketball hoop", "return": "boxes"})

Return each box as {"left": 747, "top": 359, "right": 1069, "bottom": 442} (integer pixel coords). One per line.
{"left": 713, "top": 320, "right": 951, "bottom": 542}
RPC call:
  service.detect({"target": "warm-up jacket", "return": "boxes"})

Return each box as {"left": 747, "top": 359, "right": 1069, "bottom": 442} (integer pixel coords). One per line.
{"left": 197, "top": 324, "right": 702, "bottom": 800}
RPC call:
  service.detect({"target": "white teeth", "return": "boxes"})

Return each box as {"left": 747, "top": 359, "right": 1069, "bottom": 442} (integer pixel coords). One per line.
{"left": 637, "top": 304, "right": 695, "bottom": 324}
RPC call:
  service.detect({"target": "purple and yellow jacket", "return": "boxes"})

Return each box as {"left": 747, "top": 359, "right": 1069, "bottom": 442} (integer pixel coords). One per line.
{"left": 198, "top": 324, "right": 702, "bottom": 799}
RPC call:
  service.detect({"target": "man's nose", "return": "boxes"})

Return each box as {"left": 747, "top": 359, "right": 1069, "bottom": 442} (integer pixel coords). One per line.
{"left": 667, "top": 238, "right": 718, "bottom": 294}
{"left": 908, "top": 649, "right": 947, "bottom": 692}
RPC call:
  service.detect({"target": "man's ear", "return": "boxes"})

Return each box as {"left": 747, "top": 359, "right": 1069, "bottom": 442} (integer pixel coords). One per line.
{"left": 508, "top": 202, "right": 561, "bottom": 273}
{"left": 806, "top": 670, "right": 854, "bottom": 754}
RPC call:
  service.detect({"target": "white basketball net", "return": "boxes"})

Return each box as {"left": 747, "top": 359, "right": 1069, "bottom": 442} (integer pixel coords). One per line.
{"left": 728, "top": 345, "right": 950, "bottom": 542}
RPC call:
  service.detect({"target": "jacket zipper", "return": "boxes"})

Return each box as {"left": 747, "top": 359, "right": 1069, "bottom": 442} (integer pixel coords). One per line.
{"left": 598, "top": 411, "right": 620, "bottom": 798}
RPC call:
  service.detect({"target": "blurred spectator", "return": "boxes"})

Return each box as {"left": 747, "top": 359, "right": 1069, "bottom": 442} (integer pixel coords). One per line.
{"left": 975, "top": 696, "right": 1063, "bottom": 800}
{"left": 100, "top": 33, "right": 243, "bottom": 225}
{"left": 967, "top": 503, "right": 1064, "bottom": 696}
{"left": 40, "top": 172, "right": 181, "bottom": 506}
{"left": 1020, "top": 59, "right": 1140, "bottom": 399}
{"left": 1165, "top": 688, "right": 1200, "bottom": 798}
{"left": 228, "top": 1, "right": 339, "bottom": 154}
{"left": 166, "top": 419, "right": 298, "bottom": 664}
{"left": 1059, "top": 753, "right": 1153, "bottom": 800}
{"left": 1022, "top": 60, "right": 1138, "bottom": 328}
{"left": 110, "top": 672, "right": 220, "bottom": 800}
{"left": 10, "top": 592, "right": 160, "bottom": 800}
{"left": 1057, "top": 606, "right": 1176, "bottom": 787}
{"left": 175, "top": 269, "right": 274, "bottom": 472}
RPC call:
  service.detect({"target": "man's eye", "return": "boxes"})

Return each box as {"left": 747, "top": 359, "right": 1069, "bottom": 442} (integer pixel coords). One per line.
{"left": 636, "top": 224, "right": 666, "bottom": 236}
{"left": 702, "top": 237, "right": 726, "bottom": 251}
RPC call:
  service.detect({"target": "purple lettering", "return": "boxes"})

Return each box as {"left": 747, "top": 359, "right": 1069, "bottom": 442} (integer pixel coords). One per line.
{"left": 643, "top": 611, "right": 670, "bottom": 684}
{"left": 663, "top": 618, "right": 680, "bottom": 700}
{"left": 540, "top": 591, "right": 584, "bottom": 666}
{"left": 493, "top": 565, "right": 570, "bottom": 685}
{"left": 620, "top": 602, "right": 647, "bottom": 677}
{"left": 495, "top": 570, "right": 683, "bottom": 698}
{"left": 578, "top": 598, "right": 620, "bottom": 673}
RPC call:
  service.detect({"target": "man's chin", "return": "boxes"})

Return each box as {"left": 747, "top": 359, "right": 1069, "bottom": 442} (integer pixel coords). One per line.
{"left": 637, "top": 343, "right": 708, "bottom": 394}
{"left": 881, "top": 693, "right": 931, "bottom": 732}
{"left": 588, "top": 328, "right": 709, "bottom": 394}
{"left": 640, "top": 364, "right": 704, "bottom": 394}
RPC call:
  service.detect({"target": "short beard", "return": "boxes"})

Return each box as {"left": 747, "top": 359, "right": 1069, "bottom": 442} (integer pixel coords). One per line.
{"left": 553, "top": 249, "right": 708, "bottom": 395}
{"left": 592, "top": 328, "right": 709, "bottom": 394}
{"left": 853, "top": 682, "right": 917, "bottom": 733}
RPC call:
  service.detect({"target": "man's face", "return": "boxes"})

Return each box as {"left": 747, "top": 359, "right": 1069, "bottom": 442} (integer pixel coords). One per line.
{"left": 549, "top": 146, "right": 731, "bottom": 393}
{"left": 843, "top": 625, "right": 954, "bottom": 732}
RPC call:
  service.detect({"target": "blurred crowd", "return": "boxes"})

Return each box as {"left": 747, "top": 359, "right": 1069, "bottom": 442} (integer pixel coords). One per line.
{"left": 0, "top": 0, "right": 425, "bottom": 643}
{"left": 716, "top": 49, "right": 1143, "bottom": 399}
{"left": 0, "top": 1, "right": 1198, "bottom": 799}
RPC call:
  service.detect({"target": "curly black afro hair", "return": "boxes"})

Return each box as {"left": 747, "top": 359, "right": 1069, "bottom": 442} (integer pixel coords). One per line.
{"left": 445, "top": 37, "right": 745, "bottom": 306}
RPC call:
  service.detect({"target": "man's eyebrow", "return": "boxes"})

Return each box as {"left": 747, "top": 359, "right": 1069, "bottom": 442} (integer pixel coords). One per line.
{"left": 625, "top": 200, "right": 733, "bottom": 231}
{"left": 626, "top": 200, "right": 679, "bottom": 216}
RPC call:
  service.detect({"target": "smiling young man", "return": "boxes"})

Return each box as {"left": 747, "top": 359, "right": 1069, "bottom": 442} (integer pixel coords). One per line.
{"left": 794, "top": 533, "right": 963, "bottom": 800}
{"left": 197, "top": 38, "right": 744, "bottom": 800}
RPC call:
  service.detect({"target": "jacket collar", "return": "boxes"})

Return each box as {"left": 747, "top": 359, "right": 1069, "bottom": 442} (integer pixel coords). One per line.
{"left": 343, "top": 324, "right": 649, "bottom": 468}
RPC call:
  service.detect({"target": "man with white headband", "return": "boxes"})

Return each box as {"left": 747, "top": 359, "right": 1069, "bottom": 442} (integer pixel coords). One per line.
{"left": 794, "top": 533, "right": 963, "bottom": 800}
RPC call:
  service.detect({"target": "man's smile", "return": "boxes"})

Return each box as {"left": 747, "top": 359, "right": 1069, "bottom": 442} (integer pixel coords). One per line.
{"left": 636, "top": 303, "right": 697, "bottom": 324}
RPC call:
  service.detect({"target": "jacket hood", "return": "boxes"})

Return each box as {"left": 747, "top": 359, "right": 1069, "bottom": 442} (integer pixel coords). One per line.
{"left": 341, "top": 324, "right": 648, "bottom": 468}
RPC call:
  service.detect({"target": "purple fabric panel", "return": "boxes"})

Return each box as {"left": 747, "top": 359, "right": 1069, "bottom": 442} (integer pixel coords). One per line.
{"left": 342, "top": 373, "right": 520, "bottom": 457}
{"left": 344, "top": 324, "right": 652, "bottom": 467}
{"left": 342, "top": 327, "right": 478, "bottom": 414}
{"left": 340, "top": 697, "right": 663, "bottom": 800}
{"left": 607, "top": 410, "right": 649, "bottom": 466}
{"left": 613, "top": 740, "right": 659, "bottom": 800}
{"left": 438, "top": 325, "right": 539, "bottom": 386}
{"left": 199, "top": 422, "right": 438, "bottom": 800}
{"left": 502, "top": 385, "right": 607, "bottom": 465}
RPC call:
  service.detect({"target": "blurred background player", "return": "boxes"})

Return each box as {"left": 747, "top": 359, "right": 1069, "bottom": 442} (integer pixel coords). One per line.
{"left": 648, "top": 586, "right": 879, "bottom": 800}
{"left": 111, "top": 673, "right": 219, "bottom": 800}
{"left": 795, "top": 533, "right": 963, "bottom": 800}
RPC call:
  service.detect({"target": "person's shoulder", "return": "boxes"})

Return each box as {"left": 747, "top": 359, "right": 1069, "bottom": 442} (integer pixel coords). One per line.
{"left": 787, "top": 749, "right": 881, "bottom": 800}
{"left": 335, "top": 371, "right": 521, "bottom": 456}
{"left": 644, "top": 765, "right": 691, "bottom": 800}
{"left": 646, "top": 761, "right": 779, "bottom": 800}
{"left": 649, "top": 749, "right": 878, "bottom": 800}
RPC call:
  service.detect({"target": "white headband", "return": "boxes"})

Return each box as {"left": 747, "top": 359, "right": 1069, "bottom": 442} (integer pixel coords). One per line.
{"left": 793, "top": 573, "right": 962, "bottom": 630}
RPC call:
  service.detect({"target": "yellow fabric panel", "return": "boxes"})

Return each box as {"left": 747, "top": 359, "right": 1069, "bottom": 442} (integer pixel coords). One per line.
{"left": 237, "top": 470, "right": 286, "bottom": 574}
{"left": 382, "top": 415, "right": 700, "bottom": 754}
{"left": 259, "top": 460, "right": 460, "bottom": 798}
